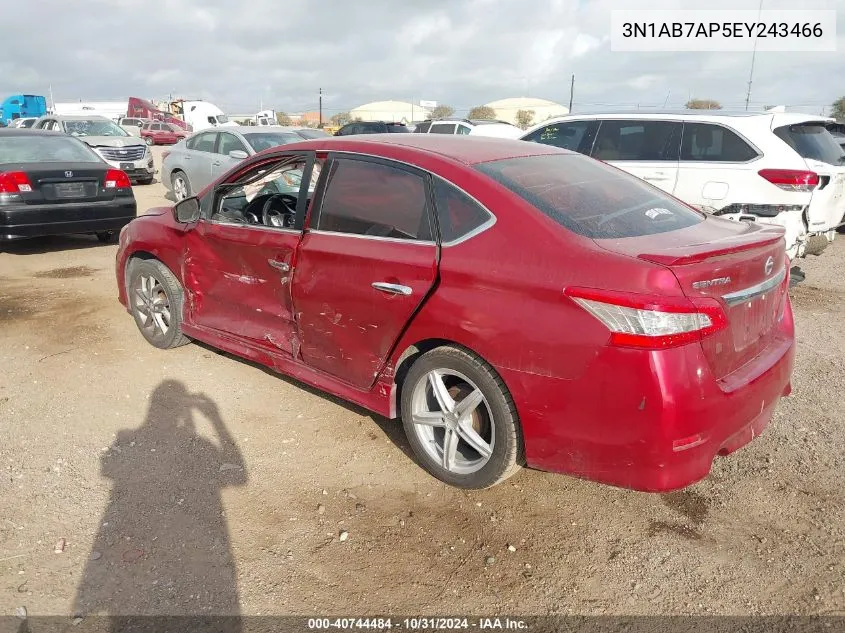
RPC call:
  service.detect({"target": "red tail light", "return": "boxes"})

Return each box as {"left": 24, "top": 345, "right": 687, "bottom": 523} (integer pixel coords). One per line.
{"left": 564, "top": 287, "right": 728, "bottom": 350}
{"left": 0, "top": 171, "right": 33, "bottom": 193}
{"left": 104, "top": 169, "right": 131, "bottom": 189}
{"left": 758, "top": 169, "right": 819, "bottom": 192}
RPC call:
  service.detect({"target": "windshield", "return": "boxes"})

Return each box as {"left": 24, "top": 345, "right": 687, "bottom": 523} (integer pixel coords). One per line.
{"left": 62, "top": 119, "right": 129, "bottom": 137}
{"left": 243, "top": 132, "right": 302, "bottom": 152}
{"left": 476, "top": 154, "right": 703, "bottom": 239}
{"left": 0, "top": 135, "right": 101, "bottom": 164}
{"left": 215, "top": 114, "right": 229, "bottom": 124}
{"left": 386, "top": 125, "right": 410, "bottom": 133}
{"left": 774, "top": 123, "right": 845, "bottom": 165}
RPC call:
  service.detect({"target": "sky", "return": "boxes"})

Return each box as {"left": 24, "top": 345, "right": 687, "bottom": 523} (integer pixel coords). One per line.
{"left": 0, "top": 0, "right": 842, "bottom": 117}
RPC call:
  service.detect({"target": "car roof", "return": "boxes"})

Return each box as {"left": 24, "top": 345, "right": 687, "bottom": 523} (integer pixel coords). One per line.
{"left": 269, "top": 133, "right": 566, "bottom": 165}
{"left": 40, "top": 114, "right": 113, "bottom": 121}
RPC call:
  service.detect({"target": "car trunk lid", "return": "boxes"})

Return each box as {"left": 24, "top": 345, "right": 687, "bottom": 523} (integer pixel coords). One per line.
{"left": 596, "top": 217, "right": 789, "bottom": 381}
{"left": 3, "top": 162, "right": 112, "bottom": 204}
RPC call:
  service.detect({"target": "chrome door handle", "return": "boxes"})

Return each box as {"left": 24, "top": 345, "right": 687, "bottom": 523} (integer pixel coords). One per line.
{"left": 372, "top": 282, "right": 412, "bottom": 296}
{"left": 268, "top": 260, "right": 290, "bottom": 272}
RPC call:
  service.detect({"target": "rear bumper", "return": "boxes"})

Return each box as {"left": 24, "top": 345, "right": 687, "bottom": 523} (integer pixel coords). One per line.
{"left": 502, "top": 301, "right": 796, "bottom": 492}
{"left": 0, "top": 198, "right": 137, "bottom": 240}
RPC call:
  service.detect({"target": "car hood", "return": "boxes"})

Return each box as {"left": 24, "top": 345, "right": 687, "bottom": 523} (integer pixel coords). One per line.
{"left": 77, "top": 136, "right": 146, "bottom": 148}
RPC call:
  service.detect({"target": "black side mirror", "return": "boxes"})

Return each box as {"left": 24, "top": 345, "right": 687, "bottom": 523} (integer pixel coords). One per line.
{"left": 173, "top": 197, "right": 200, "bottom": 223}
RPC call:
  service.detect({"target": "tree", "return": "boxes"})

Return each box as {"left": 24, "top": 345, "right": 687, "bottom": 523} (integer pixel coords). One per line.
{"left": 685, "top": 99, "right": 722, "bottom": 110}
{"left": 467, "top": 105, "right": 496, "bottom": 120}
{"left": 275, "top": 112, "right": 292, "bottom": 126}
{"left": 331, "top": 111, "right": 351, "bottom": 126}
{"left": 832, "top": 96, "right": 845, "bottom": 122}
{"left": 429, "top": 104, "right": 455, "bottom": 119}
{"left": 515, "top": 109, "right": 535, "bottom": 130}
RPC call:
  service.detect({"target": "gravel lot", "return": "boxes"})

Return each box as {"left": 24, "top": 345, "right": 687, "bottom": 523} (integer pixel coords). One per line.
{"left": 1, "top": 146, "right": 843, "bottom": 618}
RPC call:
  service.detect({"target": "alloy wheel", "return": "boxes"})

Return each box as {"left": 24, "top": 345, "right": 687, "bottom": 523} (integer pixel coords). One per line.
{"left": 409, "top": 369, "right": 494, "bottom": 474}
{"left": 133, "top": 273, "right": 172, "bottom": 341}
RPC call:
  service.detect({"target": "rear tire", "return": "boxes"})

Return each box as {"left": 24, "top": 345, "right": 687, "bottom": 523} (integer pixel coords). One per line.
{"left": 171, "top": 171, "right": 191, "bottom": 201}
{"left": 96, "top": 231, "right": 117, "bottom": 243}
{"left": 145, "top": 136, "right": 154, "bottom": 146}
{"left": 126, "top": 259, "right": 191, "bottom": 350}
{"left": 401, "top": 346, "right": 523, "bottom": 489}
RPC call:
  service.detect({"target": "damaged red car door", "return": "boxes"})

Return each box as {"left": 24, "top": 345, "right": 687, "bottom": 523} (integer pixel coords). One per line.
{"left": 291, "top": 155, "right": 438, "bottom": 388}
{"left": 183, "top": 153, "right": 316, "bottom": 355}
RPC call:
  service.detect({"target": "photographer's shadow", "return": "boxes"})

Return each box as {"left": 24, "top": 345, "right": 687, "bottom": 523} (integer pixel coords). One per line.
{"left": 74, "top": 380, "right": 247, "bottom": 625}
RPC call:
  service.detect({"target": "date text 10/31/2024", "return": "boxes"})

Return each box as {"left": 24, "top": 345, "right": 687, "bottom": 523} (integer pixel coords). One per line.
{"left": 307, "top": 618, "right": 529, "bottom": 630}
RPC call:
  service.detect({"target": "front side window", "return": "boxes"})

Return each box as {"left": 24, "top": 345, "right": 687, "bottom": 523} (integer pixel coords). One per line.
{"left": 457, "top": 124, "right": 472, "bottom": 135}
{"left": 212, "top": 157, "right": 317, "bottom": 227}
{"left": 414, "top": 121, "right": 432, "bottom": 134}
{"left": 522, "top": 120, "right": 597, "bottom": 154}
{"left": 476, "top": 154, "right": 703, "bottom": 239}
{"left": 680, "top": 123, "right": 759, "bottom": 162}
{"left": 316, "top": 158, "right": 431, "bottom": 240}
{"left": 217, "top": 132, "right": 247, "bottom": 156}
{"left": 592, "top": 120, "right": 681, "bottom": 161}
{"left": 187, "top": 132, "right": 217, "bottom": 152}
{"left": 243, "top": 132, "right": 301, "bottom": 152}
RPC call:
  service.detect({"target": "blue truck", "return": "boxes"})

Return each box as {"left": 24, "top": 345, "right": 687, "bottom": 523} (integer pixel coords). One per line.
{"left": 1, "top": 94, "right": 47, "bottom": 125}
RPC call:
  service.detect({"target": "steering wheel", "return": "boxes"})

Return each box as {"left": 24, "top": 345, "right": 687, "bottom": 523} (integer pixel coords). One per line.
{"left": 261, "top": 194, "right": 298, "bottom": 228}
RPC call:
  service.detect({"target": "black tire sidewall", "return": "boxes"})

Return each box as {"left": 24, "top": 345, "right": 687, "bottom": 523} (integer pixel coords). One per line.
{"left": 127, "top": 260, "right": 184, "bottom": 349}
{"left": 401, "top": 349, "right": 517, "bottom": 489}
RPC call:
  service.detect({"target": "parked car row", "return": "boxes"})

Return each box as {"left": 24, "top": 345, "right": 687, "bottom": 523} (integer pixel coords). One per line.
{"left": 32, "top": 115, "right": 155, "bottom": 185}
{"left": 519, "top": 110, "right": 845, "bottom": 260}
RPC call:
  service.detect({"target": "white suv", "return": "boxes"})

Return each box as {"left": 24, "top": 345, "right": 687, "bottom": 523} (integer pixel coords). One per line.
{"left": 415, "top": 118, "right": 523, "bottom": 139}
{"left": 521, "top": 111, "right": 845, "bottom": 259}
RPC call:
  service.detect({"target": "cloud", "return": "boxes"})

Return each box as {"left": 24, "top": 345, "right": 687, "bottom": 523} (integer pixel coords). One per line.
{"left": 0, "top": 0, "right": 841, "bottom": 117}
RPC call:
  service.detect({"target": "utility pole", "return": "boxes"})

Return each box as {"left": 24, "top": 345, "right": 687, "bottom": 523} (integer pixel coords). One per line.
{"left": 745, "top": 0, "right": 764, "bottom": 111}
{"left": 568, "top": 74, "right": 575, "bottom": 112}
{"left": 318, "top": 88, "right": 323, "bottom": 127}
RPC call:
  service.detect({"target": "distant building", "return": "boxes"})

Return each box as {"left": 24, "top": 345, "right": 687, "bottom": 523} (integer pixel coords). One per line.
{"left": 349, "top": 100, "right": 432, "bottom": 124}
{"left": 290, "top": 111, "right": 321, "bottom": 126}
{"left": 483, "top": 97, "right": 569, "bottom": 126}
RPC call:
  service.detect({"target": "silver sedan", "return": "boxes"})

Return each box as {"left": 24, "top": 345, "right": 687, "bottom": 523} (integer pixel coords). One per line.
{"left": 162, "top": 126, "right": 328, "bottom": 201}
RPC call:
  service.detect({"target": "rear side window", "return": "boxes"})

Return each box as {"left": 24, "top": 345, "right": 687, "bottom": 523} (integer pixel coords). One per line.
{"left": 0, "top": 136, "right": 101, "bottom": 164}
{"left": 680, "top": 123, "right": 758, "bottom": 162}
{"left": 316, "top": 158, "right": 432, "bottom": 240}
{"left": 476, "top": 154, "right": 703, "bottom": 239}
{"left": 522, "top": 120, "right": 597, "bottom": 154}
{"left": 188, "top": 132, "right": 216, "bottom": 152}
{"left": 592, "top": 120, "right": 681, "bottom": 161}
{"left": 774, "top": 123, "right": 844, "bottom": 165}
{"left": 430, "top": 123, "right": 456, "bottom": 134}
{"left": 433, "top": 179, "right": 492, "bottom": 243}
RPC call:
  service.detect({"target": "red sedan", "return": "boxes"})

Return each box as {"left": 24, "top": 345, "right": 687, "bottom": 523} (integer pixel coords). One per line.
{"left": 115, "top": 135, "right": 795, "bottom": 491}
{"left": 140, "top": 121, "right": 186, "bottom": 146}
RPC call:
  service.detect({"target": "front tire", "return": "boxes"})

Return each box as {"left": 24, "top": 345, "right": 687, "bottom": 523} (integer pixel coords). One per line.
{"left": 171, "top": 171, "right": 191, "bottom": 201}
{"left": 126, "top": 259, "right": 190, "bottom": 349}
{"left": 401, "top": 346, "right": 522, "bottom": 489}
{"left": 96, "top": 231, "right": 117, "bottom": 243}
{"left": 145, "top": 136, "right": 154, "bottom": 146}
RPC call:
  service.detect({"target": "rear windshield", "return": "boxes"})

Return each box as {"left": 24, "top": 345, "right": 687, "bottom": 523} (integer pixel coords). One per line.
{"left": 476, "top": 154, "right": 703, "bottom": 239}
{"left": 0, "top": 135, "right": 101, "bottom": 164}
{"left": 243, "top": 132, "right": 302, "bottom": 152}
{"left": 774, "top": 123, "right": 845, "bottom": 165}
{"left": 387, "top": 125, "right": 410, "bottom": 133}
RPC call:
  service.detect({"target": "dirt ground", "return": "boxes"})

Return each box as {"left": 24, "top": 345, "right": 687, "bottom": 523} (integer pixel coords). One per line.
{"left": 1, "top": 146, "right": 843, "bottom": 618}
